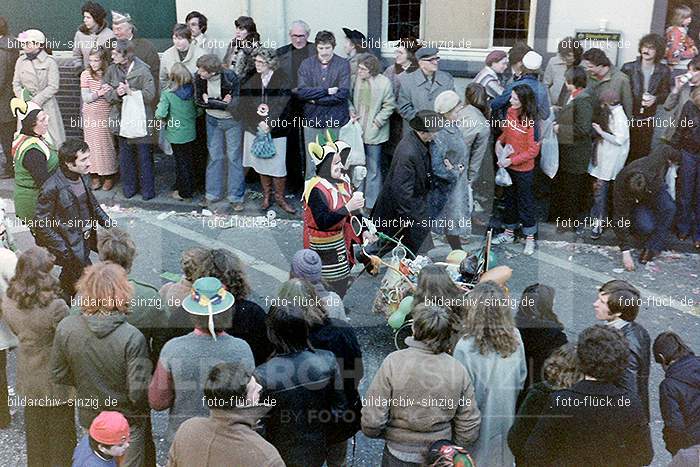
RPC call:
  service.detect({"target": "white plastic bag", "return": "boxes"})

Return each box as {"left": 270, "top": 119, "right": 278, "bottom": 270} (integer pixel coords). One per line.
{"left": 539, "top": 114, "right": 559, "bottom": 178}
{"left": 338, "top": 120, "right": 366, "bottom": 166}
{"left": 119, "top": 90, "right": 148, "bottom": 139}
{"left": 495, "top": 167, "right": 512, "bottom": 186}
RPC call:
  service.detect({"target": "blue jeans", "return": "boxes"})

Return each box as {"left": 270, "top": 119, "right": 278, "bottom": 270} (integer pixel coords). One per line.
{"left": 118, "top": 137, "right": 154, "bottom": 199}
{"left": 363, "top": 143, "right": 383, "bottom": 209}
{"left": 634, "top": 189, "right": 676, "bottom": 251}
{"left": 503, "top": 168, "right": 538, "bottom": 236}
{"left": 205, "top": 115, "right": 245, "bottom": 203}
{"left": 590, "top": 178, "right": 610, "bottom": 226}
{"left": 677, "top": 150, "right": 700, "bottom": 241}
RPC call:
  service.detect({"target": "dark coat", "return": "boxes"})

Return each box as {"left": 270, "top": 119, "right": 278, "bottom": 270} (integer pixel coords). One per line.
{"left": 239, "top": 69, "right": 292, "bottom": 138}
{"left": 613, "top": 149, "right": 673, "bottom": 251}
{"left": 226, "top": 299, "right": 273, "bottom": 366}
{"left": 193, "top": 68, "right": 241, "bottom": 118}
{"left": 309, "top": 318, "right": 364, "bottom": 442}
{"left": 50, "top": 314, "right": 152, "bottom": 428}
{"left": 296, "top": 54, "right": 351, "bottom": 128}
{"left": 255, "top": 349, "right": 347, "bottom": 467}
{"left": 371, "top": 129, "right": 433, "bottom": 254}
{"left": 621, "top": 58, "right": 672, "bottom": 118}
{"left": 522, "top": 379, "right": 654, "bottom": 467}
{"left": 557, "top": 90, "right": 595, "bottom": 174}
{"left": 33, "top": 168, "right": 111, "bottom": 268}
{"left": 659, "top": 355, "right": 700, "bottom": 455}
{"left": 508, "top": 381, "right": 557, "bottom": 467}
{"left": 620, "top": 320, "right": 651, "bottom": 421}
{"left": 671, "top": 100, "right": 700, "bottom": 155}
{"left": 515, "top": 314, "right": 568, "bottom": 395}
{"left": 0, "top": 36, "right": 18, "bottom": 123}
{"left": 276, "top": 42, "right": 315, "bottom": 89}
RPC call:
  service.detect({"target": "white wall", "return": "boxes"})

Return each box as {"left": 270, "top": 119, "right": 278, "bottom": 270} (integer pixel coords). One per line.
{"left": 547, "top": 0, "right": 656, "bottom": 65}
{"left": 176, "top": 0, "right": 368, "bottom": 55}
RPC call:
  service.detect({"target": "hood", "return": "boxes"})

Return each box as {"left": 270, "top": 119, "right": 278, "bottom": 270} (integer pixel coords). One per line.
{"left": 210, "top": 404, "right": 274, "bottom": 428}
{"left": 83, "top": 314, "right": 127, "bottom": 338}
{"left": 667, "top": 355, "right": 700, "bottom": 388}
{"left": 174, "top": 83, "right": 194, "bottom": 100}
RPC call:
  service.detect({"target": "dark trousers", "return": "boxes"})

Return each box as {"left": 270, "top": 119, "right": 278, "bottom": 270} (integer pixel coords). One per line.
{"left": 553, "top": 170, "right": 591, "bottom": 225}
{"left": 0, "top": 350, "right": 9, "bottom": 427}
{"left": 285, "top": 100, "right": 305, "bottom": 191}
{"left": 59, "top": 259, "right": 89, "bottom": 303}
{"left": 171, "top": 141, "right": 194, "bottom": 198}
{"left": 381, "top": 445, "right": 421, "bottom": 467}
{"left": 193, "top": 115, "right": 207, "bottom": 192}
{"left": 0, "top": 121, "right": 14, "bottom": 175}
{"left": 628, "top": 120, "right": 654, "bottom": 163}
{"left": 677, "top": 150, "right": 700, "bottom": 241}
{"left": 25, "top": 405, "right": 76, "bottom": 467}
{"left": 634, "top": 189, "right": 676, "bottom": 251}
{"left": 503, "top": 168, "right": 538, "bottom": 236}
{"left": 118, "top": 137, "right": 155, "bottom": 199}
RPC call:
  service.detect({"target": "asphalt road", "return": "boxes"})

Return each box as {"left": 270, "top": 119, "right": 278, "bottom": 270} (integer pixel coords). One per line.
{"left": 0, "top": 192, "right": 699, "bottom": 466}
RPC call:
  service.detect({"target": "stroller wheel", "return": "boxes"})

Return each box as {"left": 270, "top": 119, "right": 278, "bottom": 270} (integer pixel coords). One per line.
{"left": 394, "top": 320, "right": 413, "bottom": 350}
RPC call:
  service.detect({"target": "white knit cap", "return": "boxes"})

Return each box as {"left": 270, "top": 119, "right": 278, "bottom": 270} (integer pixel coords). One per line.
{"left": 434, "top": 90, "right": 461, "bottom": 115}
{"left": 17, "top": 29, "right": 46, "bottom": 44}
{"left": 522, "top": 51, "right": 543, "bottom": 71}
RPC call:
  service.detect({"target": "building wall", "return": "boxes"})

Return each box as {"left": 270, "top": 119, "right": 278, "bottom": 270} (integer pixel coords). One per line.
{"left": 547, "top": 0, "right": 656, "bottom": 64}
{"left": 175, "top": 0, "right": 368, "bottom": 55}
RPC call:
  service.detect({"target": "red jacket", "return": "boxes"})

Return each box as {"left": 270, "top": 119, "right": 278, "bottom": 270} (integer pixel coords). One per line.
{"left": 498, "top": 107, "right": 541, "bottom": 172}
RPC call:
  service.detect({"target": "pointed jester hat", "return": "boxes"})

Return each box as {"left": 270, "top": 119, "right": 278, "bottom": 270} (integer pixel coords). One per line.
{"left": 10, "top": 96, "right": 41, "bottom": 122}
{"left": 307, "top": 129, "right": 352, "bottom": 168}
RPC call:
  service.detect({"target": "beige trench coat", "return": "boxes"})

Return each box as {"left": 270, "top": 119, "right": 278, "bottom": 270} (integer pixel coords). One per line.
{"left": 12, "top": 50, "right": 66, "bottom": 148}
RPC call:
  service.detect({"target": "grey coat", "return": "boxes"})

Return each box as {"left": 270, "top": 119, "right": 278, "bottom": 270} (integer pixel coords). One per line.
{"left": 397, "top": 69, "right": 455, "bottom": 133}
{"left": 0, "top": 36, "right": 19, "bottom": 123}
{"left": 12, "top": 50, "right": 66, "bottom": 147}
{"left": 104, "top": 58, "right": 156, "bottom": 144}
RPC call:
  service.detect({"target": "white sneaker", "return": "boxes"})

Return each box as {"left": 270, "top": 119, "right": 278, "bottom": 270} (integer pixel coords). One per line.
{"left": 492, "top": 232, "right": 515, "bottom": 244}
{"left": 523, "top": 238, "right": 536, "bottom": 256}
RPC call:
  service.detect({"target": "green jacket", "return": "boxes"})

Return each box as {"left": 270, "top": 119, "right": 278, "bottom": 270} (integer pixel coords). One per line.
{"left": 155, "top": 84, "right": 201, "bottom": 144}
{"left": 586, "top": 67, "right": 633, "bottom": 121}
{"left": 557, "top": 90, "right": 595, "bottom": 174}
{"left": 12, "top": 134, "right": 59, "bottom": 221}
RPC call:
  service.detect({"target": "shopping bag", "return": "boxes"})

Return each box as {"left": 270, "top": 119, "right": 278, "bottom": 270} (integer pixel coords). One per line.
{"left": 495, "top": 142, "right": 513, "bottom": 187}
{"left": 119, "top": 90, "right": 148, "bottom": 139}
{"left": 539, "top": 114, "right": 559, "bottom": 178}
{"left": 251, "top": 129, "right": 276, "bottom": 159}
{"left": 338, "top": 120, "right": 366, "bottom": 166}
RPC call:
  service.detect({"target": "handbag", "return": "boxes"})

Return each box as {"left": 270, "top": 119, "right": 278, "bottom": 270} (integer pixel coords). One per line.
{"left": 251, "top": 128, "right": 276, "bottom": 159}
{"left": 539, "top": 114, "right": 559, "bottom": 178}
{"left": 338, "top": 120, "right": 366, "bottom": 166}
{"left": 119, "top": 90, "right": 148, "bottom": 139}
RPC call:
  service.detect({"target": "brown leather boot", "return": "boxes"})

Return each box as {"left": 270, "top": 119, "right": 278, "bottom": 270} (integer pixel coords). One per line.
{"left": 260, "top": 175, "right": 272, "bottom": 210}
{"left": 273, "top": 177, "right": 296, "bottom": 214}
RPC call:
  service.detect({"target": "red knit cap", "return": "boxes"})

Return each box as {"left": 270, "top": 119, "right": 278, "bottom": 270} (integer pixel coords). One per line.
{"left": 89, "top": 411, "right": 130, "bottom": 445}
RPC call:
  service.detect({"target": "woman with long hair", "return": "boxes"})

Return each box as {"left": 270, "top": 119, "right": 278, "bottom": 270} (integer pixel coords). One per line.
{"left": 515, "top": 283, "right": 568, "bottom": 396}
{"left": 223, "top": 15, "right": 261, "bottom": 81}
{"left": 278, "top": 278, "right": 363, "bottom": 467}
{"left": 80, "top": 46, "right": 117, "bottom": 190}
{"left": 492, "top": 84, "right": 541, "bottom": 255}
{"left": 453, "top": 280, "right": 527, "bottom": 467}
{"left": 2, "top": 247, "right": 75, "bottom": 466}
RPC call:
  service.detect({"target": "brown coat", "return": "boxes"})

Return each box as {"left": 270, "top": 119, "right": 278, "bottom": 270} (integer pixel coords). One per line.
{"left": 1, "top": 295, "right": 74, "bottom": 402}
{"left": 166, "top": 406, "right": 284, "bottom": 467}
{"left": 361, "top": 337, "right": 481, "bottom": 459}
{"left": 12, "top": 50, "right": 66, "bottom": 147}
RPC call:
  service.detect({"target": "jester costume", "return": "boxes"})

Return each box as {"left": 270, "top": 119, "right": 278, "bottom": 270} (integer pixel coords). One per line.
{"left": 302, "top": 132, "right": 365, "bottom": 297}
{"left": 12, "top": 130, "right": 59, "bottom": 222}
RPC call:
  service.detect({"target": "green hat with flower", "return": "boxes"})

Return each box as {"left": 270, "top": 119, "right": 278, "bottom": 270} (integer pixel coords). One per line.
{"left": 182, "top": 277, "right": 235, "bottom": 339}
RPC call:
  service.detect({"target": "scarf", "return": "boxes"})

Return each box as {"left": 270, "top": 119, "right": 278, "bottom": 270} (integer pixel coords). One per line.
{"left": 25, "top": 50, "right": 40, "bottom": 61}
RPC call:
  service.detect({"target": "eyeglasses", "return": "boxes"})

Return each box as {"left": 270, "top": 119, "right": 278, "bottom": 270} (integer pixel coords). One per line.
{"left": 421, "top": 57, "right": 440, "bottom": 63}
{"left": 291, "top": 34, "right": 307, "bottom": 38}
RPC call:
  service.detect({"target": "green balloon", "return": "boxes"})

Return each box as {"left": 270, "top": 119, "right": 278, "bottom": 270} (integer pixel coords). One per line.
{"left": 388, "top": 296, "right": 413, "bottom": 330}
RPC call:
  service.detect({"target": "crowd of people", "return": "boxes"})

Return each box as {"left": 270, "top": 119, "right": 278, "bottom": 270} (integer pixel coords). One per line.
{"left": 0, "top": 2, "right": 700, "bottom": 466}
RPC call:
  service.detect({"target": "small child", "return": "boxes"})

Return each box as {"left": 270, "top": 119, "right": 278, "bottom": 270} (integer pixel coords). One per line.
{"left": 666, "top": 4, "right": 699, "bottom": 76}
{"left": 492, "top": 84, "right": 541, "bottom": 256}
{"left": 671, "top": 87, "right": 700, "bottom": 249}
{"left": 72, "top": 411, "right": 130, "bottom": 466}
{"left": 155, "top": 62, "right": 201, "bottom": 200}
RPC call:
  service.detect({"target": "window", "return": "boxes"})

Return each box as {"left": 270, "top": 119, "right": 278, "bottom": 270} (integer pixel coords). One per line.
{"left": 493, "top": 0, "right": 532, "bottom": 47}
{"left": 387, "top": 0, "right": 422, "bottom": 40}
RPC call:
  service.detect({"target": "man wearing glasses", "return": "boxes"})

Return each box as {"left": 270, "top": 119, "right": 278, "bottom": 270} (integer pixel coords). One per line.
{"left": 397, "top": 47, "right": 455, "bottom": 135}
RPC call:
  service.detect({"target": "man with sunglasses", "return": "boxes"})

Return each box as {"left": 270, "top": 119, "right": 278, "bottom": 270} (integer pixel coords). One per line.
{"left": 397, "top": 47, "right": 455, "bottom": 135}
